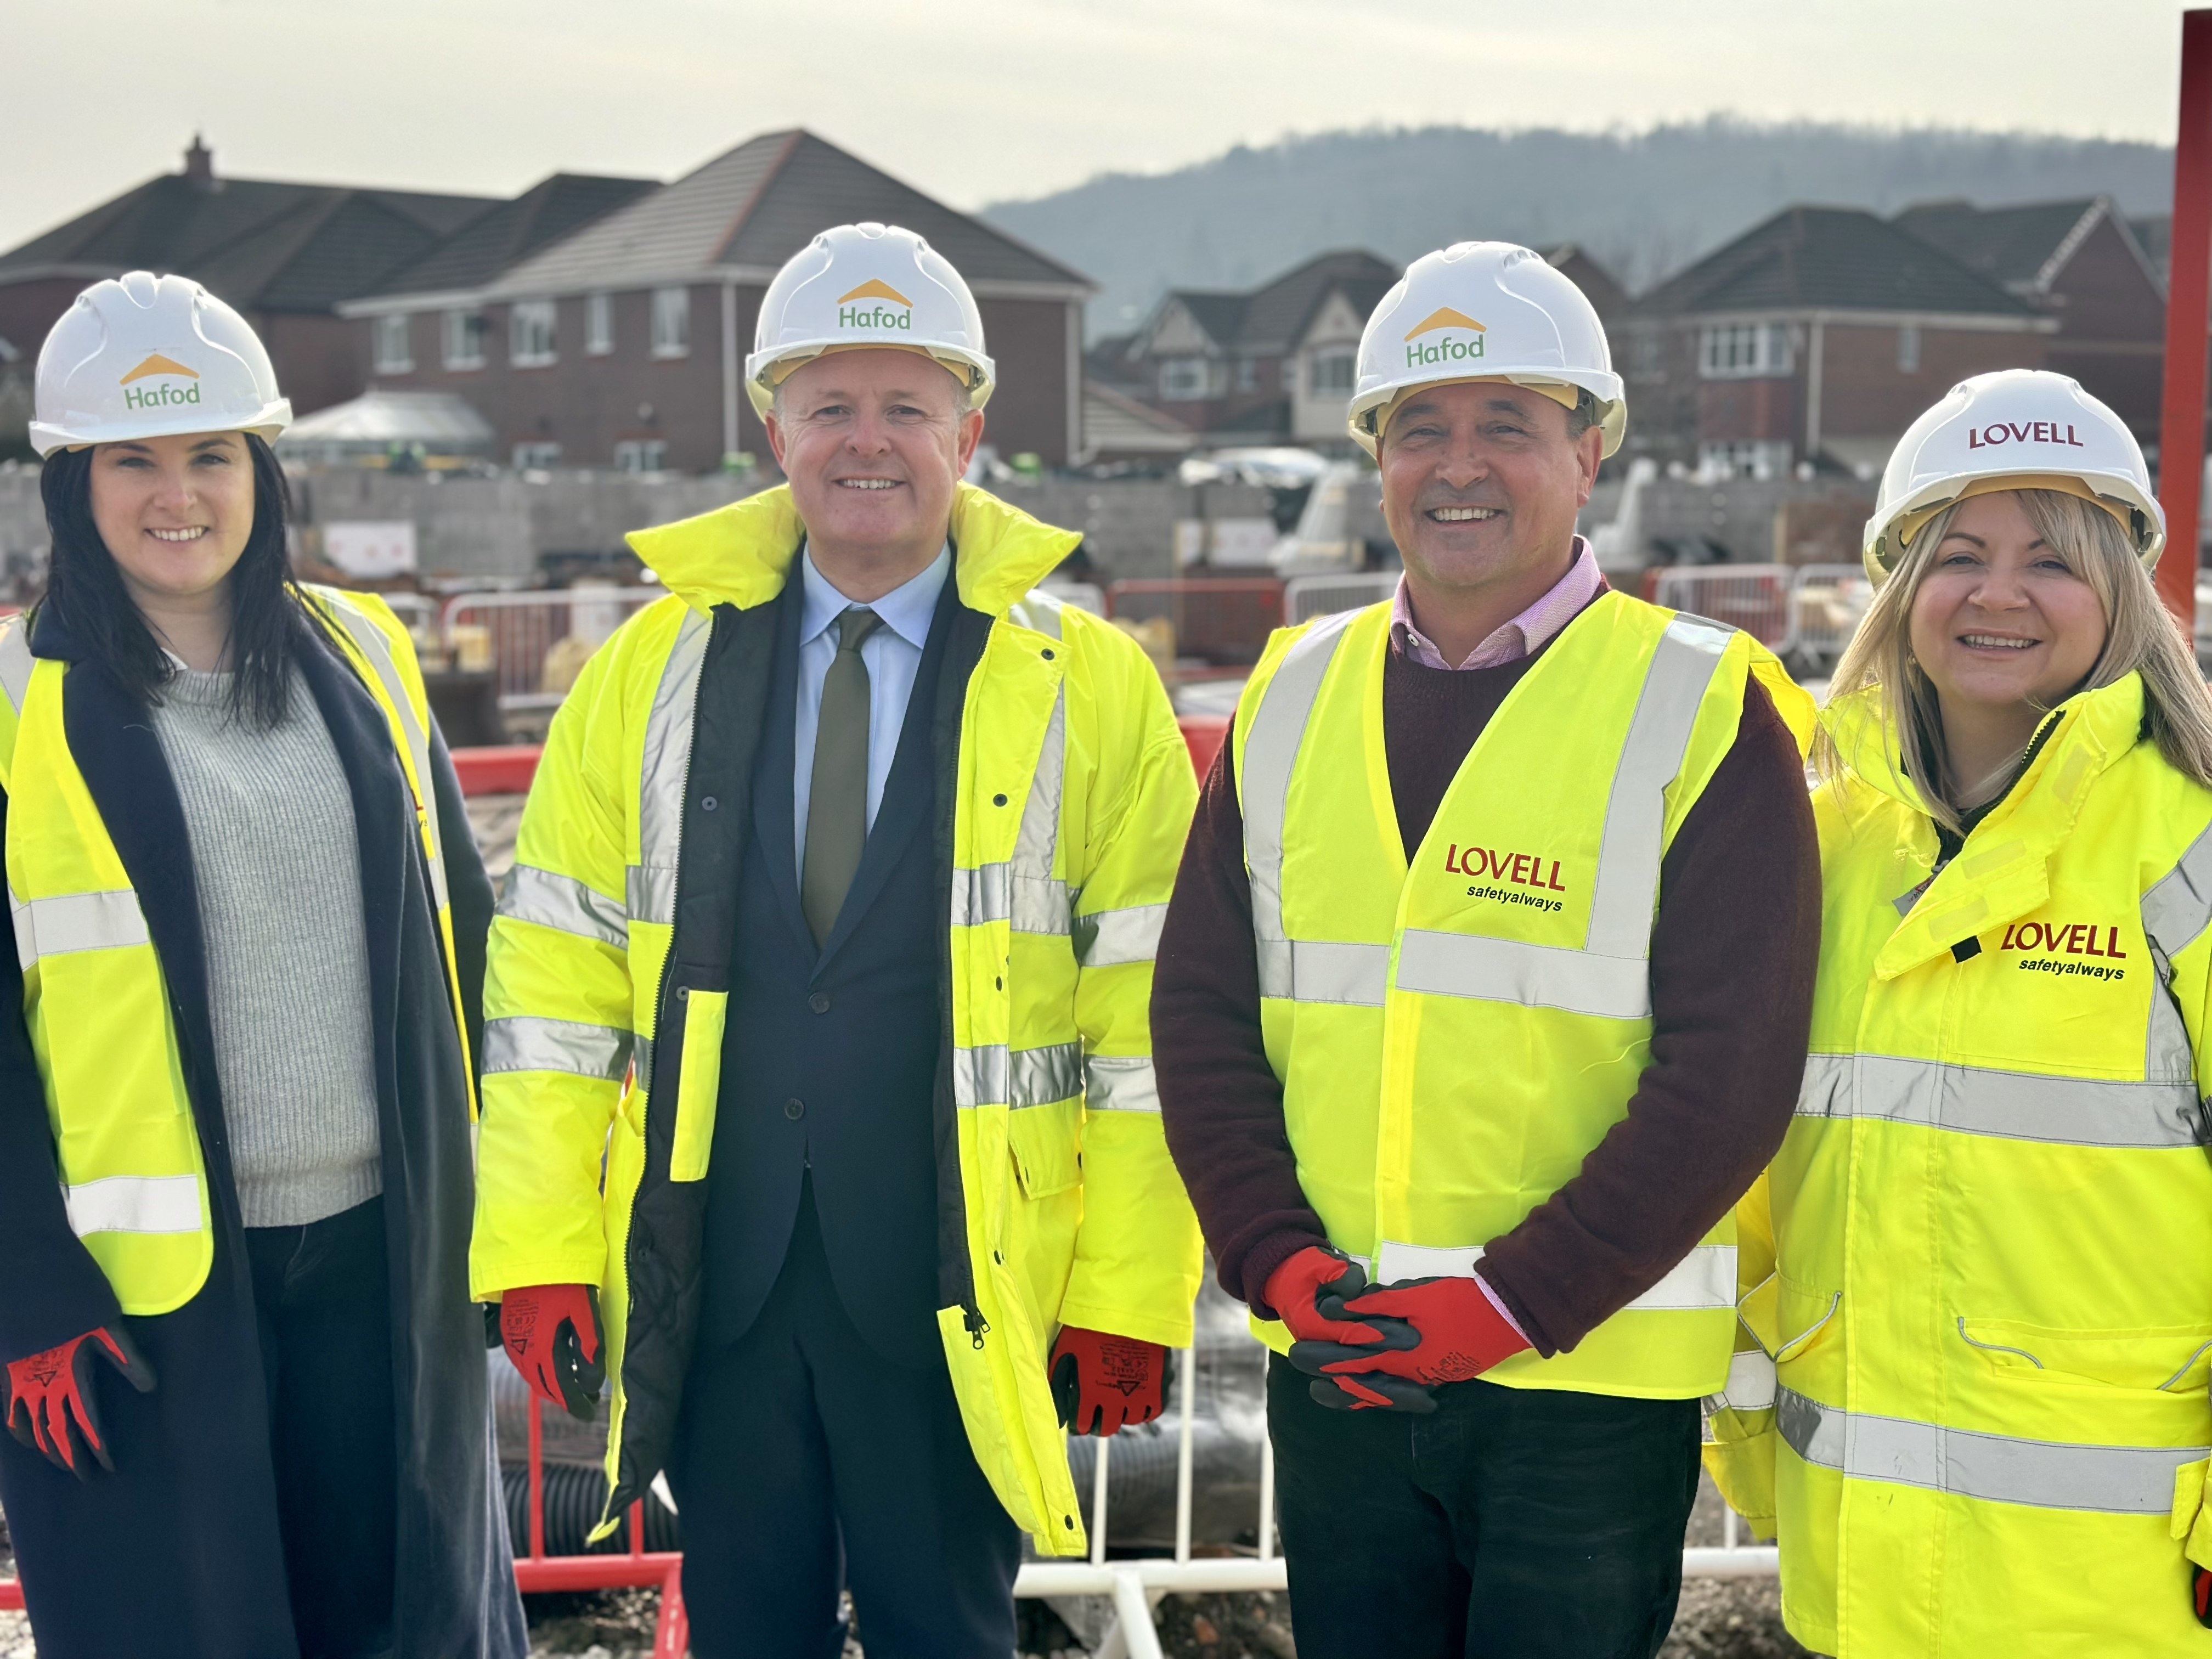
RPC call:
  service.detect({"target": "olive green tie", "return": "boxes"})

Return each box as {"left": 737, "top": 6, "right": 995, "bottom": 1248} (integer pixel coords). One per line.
{"left": 802, "top": 607, "right": 884, "bottom": 948}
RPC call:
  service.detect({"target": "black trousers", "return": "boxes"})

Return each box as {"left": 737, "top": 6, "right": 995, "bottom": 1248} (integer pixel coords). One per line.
{"left": 244, "top": 1195, "right": 398, "bottom": 1659}
{"left": 667, "top": 1182, "right": 1021, "bottom": 1659}
{"left": 1267, "top": 1353, "right": 1700, "bottom": 1659}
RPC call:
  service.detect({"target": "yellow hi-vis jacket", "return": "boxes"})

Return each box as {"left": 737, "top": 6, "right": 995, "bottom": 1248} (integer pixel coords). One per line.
{"left": 1231, "top": 591, "right": 1810, "bottom": 1397}
{"left": 0, "top": 589, "right": 468, "bottom": 1313}
{"left": 1703, "top": 675, "right": 2212, "bottom": 1656}
{"left": 468, "top": 483, "right": 1204, "bottom": 1556}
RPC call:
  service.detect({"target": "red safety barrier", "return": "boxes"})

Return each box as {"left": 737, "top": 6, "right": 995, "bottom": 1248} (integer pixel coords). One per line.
{"left": 451, "top": 744, "right": 543, "bottom": 797}
{"left": 1180, "top": 715, "right": 1228, "bottom": 780}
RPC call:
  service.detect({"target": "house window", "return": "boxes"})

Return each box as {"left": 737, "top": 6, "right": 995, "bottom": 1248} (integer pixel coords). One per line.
{"left": 614, "top": 439, "right": 669, "bottom": 473}
{"left": 441, "top": 308, "right": 486, "bottom": 370}
{"left": 511, "top": 301, "right": 557, "bottom": 368}
{"left": 586, "top": 293, "right": 614, "bottom": 357}
{"left": 651, "top": 287, "right": 690, "bottom": 358}
{"left": 1235, "top": 358, "right": 1260, "bottom": 393}
{"left": 512, "top": 442, "right": 562, "bottom": 471}
{"left": 1158, "top": 357, "right": 1210, "bottom": 401}
{"left": 1897, "top": 323, "right": 1922, "bottom": 374}
{"left": 1698, "top": 322, "right": 1793, "bottom": 379}
{"left": 1308, "top": 349, "right": 1357, "bottom": 394}
{"left": 371, "top": 314, "right": 412, "bottom": 375}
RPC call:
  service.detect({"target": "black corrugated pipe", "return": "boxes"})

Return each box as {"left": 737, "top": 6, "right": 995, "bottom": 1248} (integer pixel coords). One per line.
{"left": 502, "top": 1464, "right": 681, "bottom": 1558}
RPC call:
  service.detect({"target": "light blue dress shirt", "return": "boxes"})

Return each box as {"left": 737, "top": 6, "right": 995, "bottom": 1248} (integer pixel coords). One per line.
{"left": 793, "top": 541, "right": 952, "bottom": 874}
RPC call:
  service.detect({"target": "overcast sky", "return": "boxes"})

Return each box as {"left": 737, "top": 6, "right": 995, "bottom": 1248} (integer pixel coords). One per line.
{"left": 1, "top": 0, "right": 2199, "bottom": 252}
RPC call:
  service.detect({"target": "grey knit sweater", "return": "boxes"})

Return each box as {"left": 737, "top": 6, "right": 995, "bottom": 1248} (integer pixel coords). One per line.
{"left": 149, "top": 664, "right": 382, "bottom": 1228}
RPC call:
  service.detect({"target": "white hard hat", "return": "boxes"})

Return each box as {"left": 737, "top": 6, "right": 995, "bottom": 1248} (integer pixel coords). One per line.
{"left": 1347, "top": 241, "right": 1624, "bottom": 459}
{"left": 1863, "top": 369, "right": 2163, "bottom": 586}
{"left": 30, "top": 272, "right": 291, "bottom": 456}
{"left": 746, "top": 222, "right": 994, "bottom": 416}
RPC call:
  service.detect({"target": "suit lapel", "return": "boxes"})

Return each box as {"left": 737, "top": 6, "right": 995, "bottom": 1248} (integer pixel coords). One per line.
{"left": 751, "top": 582, "right": 813, "bottom": 957}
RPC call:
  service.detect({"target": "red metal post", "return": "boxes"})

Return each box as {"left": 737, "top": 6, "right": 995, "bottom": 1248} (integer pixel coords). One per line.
{"left": 653, "top": 1561, "right": 690, "bottom": 1659}
{"left": 629, "top": 1498, "right": 647, "bottom": 1561}
{"left": 2159, "top": 8, "right": 2212, "bottom": 625}
{"left": 527, "top": 1392, "right": 546, "bottom": 1561}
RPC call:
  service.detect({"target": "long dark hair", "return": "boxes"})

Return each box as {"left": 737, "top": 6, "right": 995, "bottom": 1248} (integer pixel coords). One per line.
{"left": 40, "top": 433, "right": 308, "bottom": 726}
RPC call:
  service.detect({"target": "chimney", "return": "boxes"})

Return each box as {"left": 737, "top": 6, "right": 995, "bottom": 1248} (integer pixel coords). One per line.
{"left": 184, "top": 134, "right": 215, "bottom": 190}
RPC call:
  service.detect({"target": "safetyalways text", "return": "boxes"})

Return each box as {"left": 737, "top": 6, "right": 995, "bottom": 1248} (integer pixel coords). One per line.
{"left": 2001, "top": 919, "right": 2128, "bottom": 981}
{"left": 1447, "top": 844, "right": 1568, "bottom": 914}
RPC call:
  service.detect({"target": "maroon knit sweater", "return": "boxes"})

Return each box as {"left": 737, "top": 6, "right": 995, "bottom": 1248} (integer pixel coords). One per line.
{"left": 1152, "top": 603, "right": 1820, "bottom": 1357}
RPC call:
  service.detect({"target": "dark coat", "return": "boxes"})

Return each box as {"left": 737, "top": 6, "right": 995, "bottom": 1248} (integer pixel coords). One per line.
{"left": 0, "top": 601, "right": 527, "bottom": 1659}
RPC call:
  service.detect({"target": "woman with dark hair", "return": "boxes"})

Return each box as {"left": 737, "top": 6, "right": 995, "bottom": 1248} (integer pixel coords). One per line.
{"left": 0, "top": 272, "right": 525, "bottom": 1659}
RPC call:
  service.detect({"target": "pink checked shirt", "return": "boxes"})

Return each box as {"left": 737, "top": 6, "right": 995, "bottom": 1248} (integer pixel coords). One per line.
{"left": 1391, "top": 538, "right": 1602, "bottom": 670}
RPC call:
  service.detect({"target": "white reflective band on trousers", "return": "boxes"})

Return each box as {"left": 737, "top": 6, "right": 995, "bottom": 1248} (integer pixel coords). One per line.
{"left": 10, "top": 886, "right": 150, "bottom": 972}
{"left": 1242, "top": 608, "right": 1734, "bottom": 1016}
{"left": 1778, "top": 1385, "right": 2208, "bottom": 1515}
{"left": 484, "top": 1014, "right": 634, "bottom": 1082}
{"left": 64, "top": 1173, "right": 203, "bottom": 1237}
{"left": 1373, "top": 1239, "right": 1737, "bottom": 1312}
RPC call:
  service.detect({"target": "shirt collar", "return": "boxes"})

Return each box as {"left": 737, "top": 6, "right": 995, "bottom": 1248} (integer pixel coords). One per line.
{"left": 798, "top": 540, "right": 952, "bottom": 651}
{"left": 1392, "top": 536, "right": 1601, "bottom": 670}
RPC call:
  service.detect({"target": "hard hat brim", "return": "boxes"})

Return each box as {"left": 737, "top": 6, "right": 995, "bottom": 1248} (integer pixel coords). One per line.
{"left": 1861, "top": 463, "right": 2165, "bottom": 588}
{"left": 744, "top": 341, "right": 995, "bottom": 417}
{"left": 1347, "top": 371, "right": 1626, "bottom": 460}
{"left": 30, "top": 400, "right": 292, "bottom": 460}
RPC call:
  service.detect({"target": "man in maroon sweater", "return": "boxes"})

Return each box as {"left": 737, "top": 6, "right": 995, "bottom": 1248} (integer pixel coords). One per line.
{"left": 1154, "top": 244, "right": 1819, "bottom": 1658}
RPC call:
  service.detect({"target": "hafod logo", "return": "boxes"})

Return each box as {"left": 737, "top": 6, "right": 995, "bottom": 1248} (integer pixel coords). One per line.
{"left": 1403, "top": 307, "right": 1487, "bottom": 370}
{"left": 118, "top": 352, "right": 201, "bottom": 413}
{"left": 837, "top": 279, "right": 914, "bottom": 332}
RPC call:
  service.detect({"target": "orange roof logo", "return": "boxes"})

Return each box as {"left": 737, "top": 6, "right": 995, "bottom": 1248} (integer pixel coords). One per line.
{"left": 120, "top": 352, "right": 199, "bottom": 385}
{"left": 838, "top": 279, "right": 913, "bottom": 307}
{"left": 1403, "top": 307, "right": 1486, "bottom": 340}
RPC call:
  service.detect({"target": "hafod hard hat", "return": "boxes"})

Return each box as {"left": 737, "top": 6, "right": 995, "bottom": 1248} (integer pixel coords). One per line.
{"left": 1347, "top": 241, "right": 1625, "bottom": 459}
{"left": 30, "top": 272, "right": 291, "bottom": 456}
{"left": 1863, "top": 369, "right": 2163, "bottom": 588}
{"left": 745, "top": 222, "right": 994, "bottom": 416}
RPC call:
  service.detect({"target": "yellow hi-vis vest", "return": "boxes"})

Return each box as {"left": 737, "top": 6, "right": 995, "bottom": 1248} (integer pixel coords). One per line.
{"left": 1232, "top": 591, "right": 1812, "bottom": 1398}
{"left": 0, "top": 589, "right": 471, "bottom": 1314}
{"left": 1707, "top": 676, "right": 2212, "bottom": 1657}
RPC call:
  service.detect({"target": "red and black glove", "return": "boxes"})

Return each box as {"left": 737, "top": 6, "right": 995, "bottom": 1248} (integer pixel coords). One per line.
{"left": 1265, "top": 1245, "right": 1432, "bottom": 1413}
{"left": 1290, "top": 1273, "right": 1532, "bottom": 1406}
{"left": 2, "top": 1325, "right": 156, "bottom": 1477}
{"left": 501, "top": 1284, "right": 604, "bottom": 1421}
{"left": 2194, "top": 1565, "right": 2212, "bottom": 1628}
{"left": 1051, "top": 1327, "right": 1172, "bottom": 1436}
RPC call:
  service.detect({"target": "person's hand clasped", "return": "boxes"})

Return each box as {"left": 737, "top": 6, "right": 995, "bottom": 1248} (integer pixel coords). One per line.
{"left": 2, "top": 1325, "right": 157, "bottom": 1477}
{"left": 1267, "top": 1245, "right": 1432, "bottom": 1413}
{"left": 1288, "top": 1273, "right": 1531, "bottom": 1413}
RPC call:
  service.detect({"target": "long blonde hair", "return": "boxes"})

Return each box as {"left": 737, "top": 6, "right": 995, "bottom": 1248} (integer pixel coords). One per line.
{"left": 1814, "top": 489, "right": 2212, "bottom": 828}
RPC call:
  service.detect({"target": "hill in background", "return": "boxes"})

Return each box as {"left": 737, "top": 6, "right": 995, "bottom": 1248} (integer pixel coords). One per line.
{"left": 983, "top": 119, "right": 2175, "bottom": 336}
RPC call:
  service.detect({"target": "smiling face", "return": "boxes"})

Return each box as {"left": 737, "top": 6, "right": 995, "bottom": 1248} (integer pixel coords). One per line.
{"left": 1378, "top": 380, "right": 1602, "bottom": 601}
{"left": 765, "top": 347, "right": 984, "bottom": 599}
{"left": 87, "top": 430, "right": 256, "bottom": 612}
{"left": 1908, "top": 489, "right": 2109, "bottom": 720}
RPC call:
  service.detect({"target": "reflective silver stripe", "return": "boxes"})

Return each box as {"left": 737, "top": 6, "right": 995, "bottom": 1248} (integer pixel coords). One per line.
{"left": 499, "top": 865, "right": 628, "bottom": 949}
{"left": 2143, "top": 820, "right": 2212, "bottom": 959}
{"left": 1244, "top": 611, "right": 1362, "bottom": 1000}
{"left": 1585, "top": 614, "right": 1734, "bottom": 958}
{"left": 1393, "top": 930, "right": 1654, "bottom": 1020}
{"left": 1253, "top": 938, "right": 1391, "bottom": 1006}
{"left": 11, "top": 887, "right": 150, "bottom": 972}
{"left": 1712, "top": 1349, "right": 1778, "bottom": 1413}
{"left": 626, "top": 865, "right": 678, "bottom": 930}
{"left": 633, "top": 609, "right": 711, "bottom": 923}
{"left": 0, "top": 619, "right": 32, "bottom": 715}
{"left": 1006, "top": 590, "right": 1066, "bottom": 640}
{"left": 1795, "top": 1052, "right": 2202, "bottom": 1149}
{"left": 1777, "top": 1385, "right": 2207, "bottom": 1514}
{"left": 483, "top": 1015, "right": 633, "bottom": 1081}
{"left": 633, "top": 1032, "right": 656, "bottom": 1091}
{"left": 951, "top": 685, "right": 1074, "bottom": 935}
{"left": 1084, "top": 1053, "right": 1160, "bottom": 1113}
{"left": 1372, "top": 1239, "right": 1735, "bottom": 1311}
{"left": 323, "top": 598, "right": 448, "bottom": 912}
{"left": 1074, "top": 904, "right": 1166, "bottom": 968}
{"left": 955, "top": 1040, "right": 1084, "bottom": 1108}
{"left": 64, "top": 1173, "right": 202, "bottom": 1237}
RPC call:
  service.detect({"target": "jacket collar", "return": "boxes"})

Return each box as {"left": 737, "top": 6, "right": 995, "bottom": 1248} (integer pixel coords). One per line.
{"left": 1824, "top": 674, "right": 2149, "bottom": 978}
{"left": 626, "top": 482, "right": 1080, "bottom": 618}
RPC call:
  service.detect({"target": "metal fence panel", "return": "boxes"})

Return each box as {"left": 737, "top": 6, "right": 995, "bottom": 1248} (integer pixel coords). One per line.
{"left": 1282, "top": 572, "right": 1398, "bottom": 627}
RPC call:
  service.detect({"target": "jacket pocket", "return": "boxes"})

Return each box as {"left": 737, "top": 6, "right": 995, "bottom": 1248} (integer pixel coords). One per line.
{"left": 2174, "top": 1457, "right": 2212, "bottom": 1569}
{"left": 668, "top": 990, "right": 727, "bottom": 1183}
{"left": 1007, "top": 1097, "right": 1082, "bottom": 1199}
{"left": 1957, "top": 1318, "right": 2212, "bottom": 1392}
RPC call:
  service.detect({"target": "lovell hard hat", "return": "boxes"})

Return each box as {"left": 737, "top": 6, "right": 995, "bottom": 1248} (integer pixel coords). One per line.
{"left": 30, "top": 271, "right": 291, "bottom": 456}
{"left": 1347, "top": 241, "right": 1626, "bottom": 459}
{"left": 746, "top": 222, "right": 994, "bottom": 416}
{"left": 1863, "top": 369, "right": 2163, "bottom": 587}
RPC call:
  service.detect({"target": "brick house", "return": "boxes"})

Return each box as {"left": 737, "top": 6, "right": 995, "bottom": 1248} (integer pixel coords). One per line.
{"left": 0, "top": 138, "right": 507, "bottom": 426}
{"left": 345, "top": 130, "right": 1093, "bottom": 473}
{"left": 1891, "top": 197, "right": 2167, "bottom": 443}
{"left": 1628, "top": 206, "right": 2052, "bottom": 477}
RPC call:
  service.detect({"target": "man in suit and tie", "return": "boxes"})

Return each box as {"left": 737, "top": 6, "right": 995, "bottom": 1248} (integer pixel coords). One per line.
{"left": 470, "top": 222, "right": 1203, "bottom": 1658}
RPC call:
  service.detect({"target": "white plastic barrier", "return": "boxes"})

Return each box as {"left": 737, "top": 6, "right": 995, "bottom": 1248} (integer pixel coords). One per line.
{"left": 1787, "top": 563, "right": 1876, "bottom": 673}
{"left": 1283, "top": 572, "right": 1399, "bottom": 628}
{"left": 1012, "top": 1322, "right": 1775, "bottom": 1656}
{"left": 441, "top": 587, "right": 659, "bottom": 711}
{"left": 1648, "top": 565, "right": 1795, "bottom": 650}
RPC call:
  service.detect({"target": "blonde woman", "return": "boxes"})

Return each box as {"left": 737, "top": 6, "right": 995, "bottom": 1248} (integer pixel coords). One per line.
{"left": 1707, "top": 369, "right": 2212, "bottom": 1654}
